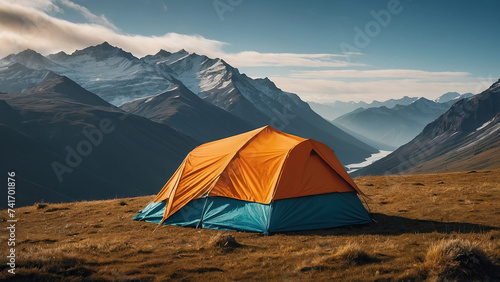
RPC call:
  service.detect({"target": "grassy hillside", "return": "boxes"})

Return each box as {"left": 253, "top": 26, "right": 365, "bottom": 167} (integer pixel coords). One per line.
{"left": 1, "top": 170, "right": 499, "bottom": 281}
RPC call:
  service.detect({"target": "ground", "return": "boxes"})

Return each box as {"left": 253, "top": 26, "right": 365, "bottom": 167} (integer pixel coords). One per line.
{"left": 1, "top": 169, "right": 499, "bottom": 281}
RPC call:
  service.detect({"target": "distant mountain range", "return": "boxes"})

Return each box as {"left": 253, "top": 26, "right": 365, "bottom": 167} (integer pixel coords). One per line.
{"left": 308, "top": 92, "right": 473, "bottom": 121}
{"left": 332, "top": 97, "right": 471, "bottom": 149}
{"left": 0, "top": 66, "right": 198, "bottom": 207}
{"left": 0, "top": 42, "right": 377, "bottom": 164}
{"left": 354, "top": 79, "right": 500, "bottom": 176}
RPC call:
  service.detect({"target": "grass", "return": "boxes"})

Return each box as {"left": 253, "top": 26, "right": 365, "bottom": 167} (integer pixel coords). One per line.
{"left": 1, "top": 169, "right": 499, "bottom": 281}
{"left": 424, "top": 238, "right": 495, "bottom": 280}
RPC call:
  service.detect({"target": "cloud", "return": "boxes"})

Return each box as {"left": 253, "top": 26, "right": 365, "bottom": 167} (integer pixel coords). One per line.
{"left": 270, "top": 77, "right": 483, "bottom": 103}
{"left": 0, "top": 1, "right": 487, "bottom": 103}
{"left": 0, "top": 1, "right": 360, "bottom": 69}
{"left": 0, "top": 2, "right": 227, "bottom": 58}
{"left": 3, "top": 0, "right": 62, "bottom": 13}
{"left": 273, "top": 69, "right": 481, "bottom": 102}
{"left": 58, "top": 0, "right": 117, "bottom": 30}
{"left": 290, "top": 69, "right": 471, "bottom": 79}
{"left": 223, "top": 52, "right": 365, "bottom": 68}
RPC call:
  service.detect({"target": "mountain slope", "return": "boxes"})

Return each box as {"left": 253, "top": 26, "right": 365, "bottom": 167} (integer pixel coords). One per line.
{"left": 435, "top": 92, "right": 473, "bottom": 103}
{"left": 1, "top": 44, "right": 377, "bottom": 164}
{"left": 1, "top": 49, "right": 64, "bottom": 70}
{"left": 0, "top": 71, "right": 198, "bottom": 207}
{"left": 152, "top": 52, "right": 376, "bottom": 163}
{"left": 119, "top": 83, "right": 254, "bottom": 142}
{"left": 0, "top": 63, "right": 60, "bottom": 93}
{"left": 354, "top": 79, "right": 500, "bottom": 176}
{"left": 333, "top": 98, "right": 457, "bottom": 148}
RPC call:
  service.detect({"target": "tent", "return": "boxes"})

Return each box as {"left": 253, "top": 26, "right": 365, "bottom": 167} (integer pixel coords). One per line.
{"left": 134, "top": 126, "right": 371, "bottom": 233}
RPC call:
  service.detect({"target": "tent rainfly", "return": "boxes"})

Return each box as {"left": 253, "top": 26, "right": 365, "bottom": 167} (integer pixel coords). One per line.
{"left": 134, "top": 126, "right": 372, "bottom": 233}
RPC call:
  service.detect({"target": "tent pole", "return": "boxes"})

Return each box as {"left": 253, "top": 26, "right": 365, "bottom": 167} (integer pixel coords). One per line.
{"left": 264, "top": 201, "right": 274, "bottom": 235}
{"left": 196, "top": 197, "right": 209, "bottom": 229}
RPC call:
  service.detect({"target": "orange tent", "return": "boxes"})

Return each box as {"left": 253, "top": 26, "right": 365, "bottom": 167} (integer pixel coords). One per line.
{"left": 134, "top": 126, "right": 371, "bottom": 232}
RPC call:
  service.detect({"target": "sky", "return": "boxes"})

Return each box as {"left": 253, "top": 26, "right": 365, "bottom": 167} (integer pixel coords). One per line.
{"left": 0, "top": 0, "right": 499, "bottom": 102}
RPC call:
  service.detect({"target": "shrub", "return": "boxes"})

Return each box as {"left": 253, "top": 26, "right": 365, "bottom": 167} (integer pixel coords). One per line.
{"left": 35, "top": 202, "right": 48, "bottom": 209}
{"left": 209, "top": 233, "right": 240, "bottom": 249}
{"left": 332, "top": 242, "right": 375, "bottom": 265}
{"left": 425, "top": 239, "right": 494, "bottom": 280}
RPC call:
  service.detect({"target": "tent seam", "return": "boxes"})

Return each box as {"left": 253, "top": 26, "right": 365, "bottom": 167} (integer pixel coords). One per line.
{"left": 267, "top": 139, "right": 309, "bottom": 202}
{"left": 205, "top": 125, "right": 270, "bottom": 197}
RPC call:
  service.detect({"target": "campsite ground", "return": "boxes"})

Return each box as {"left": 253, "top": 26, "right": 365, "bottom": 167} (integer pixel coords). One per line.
{"left": 1, "top": 169, "right": 499, "bottom": 281}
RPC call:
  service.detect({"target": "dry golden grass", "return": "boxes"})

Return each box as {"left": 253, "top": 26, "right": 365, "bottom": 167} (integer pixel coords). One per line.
{"left": 424, "top": 238, "right": 494, "bottom": 280}
{"left": 1, "top": 169, "right": 499, "bottom": 281}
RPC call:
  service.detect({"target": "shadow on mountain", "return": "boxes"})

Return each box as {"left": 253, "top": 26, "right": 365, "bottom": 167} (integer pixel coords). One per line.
{"left": 280, "top": 213, "right": 499, "bottom": 236}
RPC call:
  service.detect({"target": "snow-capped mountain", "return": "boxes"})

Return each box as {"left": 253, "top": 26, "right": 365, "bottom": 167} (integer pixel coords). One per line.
{"left": 143, "top": 48, "right": 376, "bottom": 163}
{"left": 434, "top": 92, "right": 473, "bottom": 103}
{"left": 0, "top": 63, "right": 60, "bottom": 93}
{"left": 0, "top": 42, "right": 178, "bottom": 105}
{"left": 0, "top": 42, "right": 377, "bottom": 164}
{"left": 1, "top": 49, "right": 64, "bottom": 71}
{"left": 354, "top": 79, "right": 500, "bottom": 176}
{"left": 48, "top": 42, "right": 179, "bottom": 105}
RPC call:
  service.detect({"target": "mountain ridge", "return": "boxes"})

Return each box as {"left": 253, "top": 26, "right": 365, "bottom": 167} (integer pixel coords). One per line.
{"left": 309, "top": 92, "right": 473, "bottom": 121}
{"left": 354, "top": 79, "right": 500, "bottom": 176}
{"left": 119, "top": 83, "right": 255, "bottom": 143}
{"left": 332, "top": 97, "right": 461, "bottom": 149}
{"left": 1, "top": 42, "right": 377, "bottom": 164}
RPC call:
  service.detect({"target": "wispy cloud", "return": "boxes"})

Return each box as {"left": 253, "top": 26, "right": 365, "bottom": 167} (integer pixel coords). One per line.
{"left": 223, "top": 52, "right": 365, "bottom": 68}
{"left": 270, "top": 77, "right": 481, "bottom": 102}
{"left": 58, "top": 0, "right": 117, "bottom": 30}
{"left": 290, "top": 69, "right": 471, "bottom": 79}
{"left": 273, "top": 69, "right": 480, "bottom": 102}
{"left": 3, "top": 0, "right": 62, "bottom": 13}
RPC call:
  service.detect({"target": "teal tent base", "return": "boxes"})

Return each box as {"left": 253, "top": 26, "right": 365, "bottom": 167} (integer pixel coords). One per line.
{"left": 133, "top": 192, "right": 372, "bottom": 233}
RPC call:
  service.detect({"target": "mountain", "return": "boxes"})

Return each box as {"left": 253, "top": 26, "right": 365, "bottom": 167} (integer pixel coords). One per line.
{"left": 1, "top": 43, "right": 177, "bottom": 105}
{"left": 0, "top": 63, "right": 60, "bottom": 93}
{"left": 308, "top": 96, "right": 419, "bottom": 120}
{"left": 435, "top": 92, "right": 474, "bottom": 103}
{"left": 139, "top": 49, "right": 272, "bottom": 126}
{"left": 145, "top": 50, "right": 376, "bottom": 163}
{"left": 1, "top": 49, "right": 64, "bottom": 70}
{"left": 354, "top": 79, "right": 500, "bottom": 176}
{"left": 119, "top": 83, "right": 254, "bottom": 143}
{"left": 310, "top": 92, "right": 473, "bottom": 121}
{"left": 333, "top": 98, "right": 463, "bottom": 149}
{"left": 1, "top": 43, "right": 377, "bottom": 164}
{"left": 0, "top": 69, "right": 198, "bottom": 207}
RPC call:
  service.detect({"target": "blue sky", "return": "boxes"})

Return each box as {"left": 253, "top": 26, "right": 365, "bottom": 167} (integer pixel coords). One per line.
{"left": 1, "top": 0, "right": 498, "bottom": 102}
